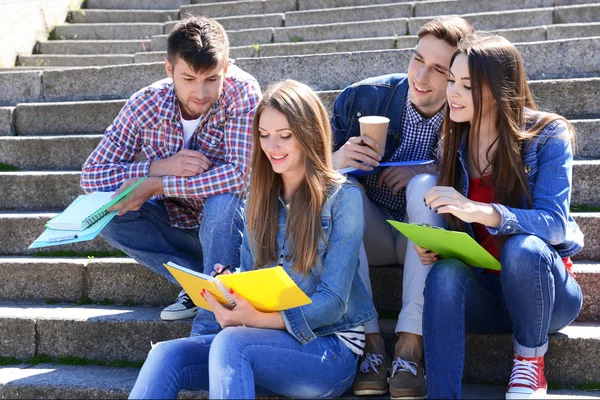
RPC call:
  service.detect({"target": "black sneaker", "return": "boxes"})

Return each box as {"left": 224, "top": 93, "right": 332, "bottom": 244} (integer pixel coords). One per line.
{"left": 160, "top": 290, "right": 199, "bottom": 321}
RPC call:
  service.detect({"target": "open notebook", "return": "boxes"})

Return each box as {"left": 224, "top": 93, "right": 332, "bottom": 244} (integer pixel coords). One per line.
{"left": 165, "top": 262, "right": 312, "bottom": 312}
{"left": 46, "top": 177, "right": 147, "bottom": 231}
{"left": 29, "top": 177, "right": 147, "bottom": 249}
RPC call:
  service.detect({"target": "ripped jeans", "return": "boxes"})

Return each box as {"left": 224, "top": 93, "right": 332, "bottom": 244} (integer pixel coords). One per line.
{"left": 129, "top": 327, "right": 359, "bottom": 399}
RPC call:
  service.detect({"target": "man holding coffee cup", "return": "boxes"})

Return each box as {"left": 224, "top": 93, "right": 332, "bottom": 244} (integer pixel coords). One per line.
{"left": 331, "top": 17, "right": 474, "bottom": 399}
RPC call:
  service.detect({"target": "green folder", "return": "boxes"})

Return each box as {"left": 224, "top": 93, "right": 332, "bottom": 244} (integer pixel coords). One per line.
{"left": 387, "top": 220, "right": 501, "bottom": 271}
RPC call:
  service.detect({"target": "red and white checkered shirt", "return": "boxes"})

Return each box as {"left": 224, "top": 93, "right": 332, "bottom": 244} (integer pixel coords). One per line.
{"left": 81, "top": 64, "right": 261, "bottom": 229}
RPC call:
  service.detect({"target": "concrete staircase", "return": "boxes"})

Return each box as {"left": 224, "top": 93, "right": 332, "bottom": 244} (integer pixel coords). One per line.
{"left": 1, "top": 0, "right": 600, "bottom": 397}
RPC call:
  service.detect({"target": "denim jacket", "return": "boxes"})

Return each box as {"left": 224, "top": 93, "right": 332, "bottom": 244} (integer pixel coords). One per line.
{"left": 331, "top": 74, "right": 409, "bottom": 161}
{"left": 239, "top": 182, "right": 378, "bottom": 345}
{"left": 453, "top": 119, "right": 584, "bottom": 258}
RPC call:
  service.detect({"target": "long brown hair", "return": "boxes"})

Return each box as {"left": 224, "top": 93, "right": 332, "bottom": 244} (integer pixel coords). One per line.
{"left": 437, "top": 33, "right": 574, "bottom": 232}
{"left": 246, "top": 80, "right": 345, "bottom": 274}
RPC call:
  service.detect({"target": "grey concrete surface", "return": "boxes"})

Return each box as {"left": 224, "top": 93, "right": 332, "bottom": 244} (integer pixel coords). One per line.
{"left": 69, "top": 9, "right": 180, "bottom": 24}
{"left": 0, "top": 213, "right": 116, "bottom": 256}
{"left": 555, "top": 3, "right": 600, "bottom": 23}
{"left": 38, "top": 39, "right": 152, "bottom": 55}
{"left": 17, "top": 54, "right": 134, "bottom": 67}
{"left": 0, "top": 107, "right": 14, "bottom": 136}
{"left": 180, "top": 0, "right": 296, "bottom": 19}
{"left": 54, "top": 22, "right": 163, "bottom": 41}
{"left": 85, "top": 0, "right": 191, "bottom": 10}
{"left": 285, "top": 2, "right": 413, "bottom": 27}
{"left": 41, "top": 62, "right": 166, "bottom": 102}
{"left": 0, "top": 71, "right": 43, "bottom": 106}
{"left": 0, "top": 135, "right": 101, "bottom": 171}
{"left": 15, "top": 99, "right": 125, "bottom": 135}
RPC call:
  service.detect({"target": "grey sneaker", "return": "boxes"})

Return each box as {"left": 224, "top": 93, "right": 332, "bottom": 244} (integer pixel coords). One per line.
{"left": 352, "top": 353, "right": 389, "bottom": 396}
{"left": 160, "top": 290, "right": 198, "bottom": 321}
{"left": 389, "top": 357, "right": 427, "bottom": 399}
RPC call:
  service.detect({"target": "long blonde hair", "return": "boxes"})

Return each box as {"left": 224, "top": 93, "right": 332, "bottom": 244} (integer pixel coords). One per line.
{"left": 438, "top": 33, "right": 575, "bottom": 233}
{"left": 246, "top": 80, "right": 345, "bottom": 274}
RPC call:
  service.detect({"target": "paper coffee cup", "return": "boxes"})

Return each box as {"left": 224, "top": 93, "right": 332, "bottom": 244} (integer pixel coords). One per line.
{"left": 359, "top": 116, "right": 390, "bottom": 156}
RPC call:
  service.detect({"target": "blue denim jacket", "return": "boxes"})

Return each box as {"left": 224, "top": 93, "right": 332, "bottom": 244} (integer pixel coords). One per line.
{"left": 453, "top": 119, "right": 583, "bottom": 257}
{"left": 331, "top": 74, "right": 409, "bottom": 160}
{"left": 239, "top": 182, "right": 378, "bottom": 345}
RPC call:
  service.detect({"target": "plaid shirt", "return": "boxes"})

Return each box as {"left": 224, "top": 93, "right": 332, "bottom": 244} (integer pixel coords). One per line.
{"left": 81, "top": 64, "right": 261, "bottom": 229}
{"left": 363, "top": 95, "right": 444, "bottom": 221}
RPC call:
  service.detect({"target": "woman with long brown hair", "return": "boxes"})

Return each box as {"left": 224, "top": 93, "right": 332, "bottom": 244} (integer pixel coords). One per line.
{"left": 418, "top": 34, "right": 583, "bottom": 399}
{"left": 129, "top": 80, "right": 377, "bottom": 399}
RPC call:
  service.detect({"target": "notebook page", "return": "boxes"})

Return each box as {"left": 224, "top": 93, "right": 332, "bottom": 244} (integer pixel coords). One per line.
{"left": 47, "top": 192, "right": 115, "bottom": 231}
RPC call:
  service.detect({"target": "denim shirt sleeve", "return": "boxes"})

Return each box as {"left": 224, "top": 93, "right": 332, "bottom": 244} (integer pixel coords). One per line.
{"left": 487, "top": 122, "right": 573, "bottom": 245}
{"left": 279, "top": 185, "right": 365, "bottom": 343}
{"left": 330, "top": 86, "right": 355, "bottom": 152}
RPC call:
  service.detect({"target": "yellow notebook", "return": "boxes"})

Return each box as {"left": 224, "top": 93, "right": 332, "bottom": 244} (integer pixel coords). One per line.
{"left": 164, "top": 262, "right": 312, "bottom": 312}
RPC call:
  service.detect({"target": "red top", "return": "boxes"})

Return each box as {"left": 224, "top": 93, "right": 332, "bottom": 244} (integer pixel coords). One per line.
{"left": 467, "top": 175, "right": 573, "bottom": 277}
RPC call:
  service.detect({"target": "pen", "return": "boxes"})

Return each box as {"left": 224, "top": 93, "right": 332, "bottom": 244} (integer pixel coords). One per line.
{"left": 213, "top": 264, "right": 231, "bottom": 277}
{"left": 48, "top": 234, "right": 79, "bottom": 242}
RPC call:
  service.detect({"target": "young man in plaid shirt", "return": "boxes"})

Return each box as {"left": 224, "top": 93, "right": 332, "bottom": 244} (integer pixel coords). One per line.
{"left": 81, "top": 17, "right": 261, "bottom": 325}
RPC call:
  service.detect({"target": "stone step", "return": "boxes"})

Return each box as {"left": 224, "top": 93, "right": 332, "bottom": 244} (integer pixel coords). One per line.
{"left": 3, "top": 38, "right": 600, "bottom": 106}
{"left": 13, "top": 100, "right": 126, "bottom": 135}
{"left": 0, "top": 257, "right": 179, "bottom": 306}
{"left": 151, "top": 27, "right": 274, "bottom": 49}
{"left": 0, "top": 107, "right": 14, "bottom": 136}
{"left": 179, "top": 0, "right": 297, "bottom": 19}
{"left": 556, "top": 3, "right": 600, "bottom": 23}
{"left": 0, "top": 301, "right": 597, "bottom": 386}
{"left": 297, "top": 0, "right": 600, "bottom": 12}
{"left": 2, "top": 212, "right": 599, "bottom": 259}
{"left": 30, "top": 19, "right": 600, "bottom": 67}
{"left": 286, "top": 0, "right": 563, "bottom": 27}
{"left": 146, "top": 20, "right": 600, "bottom": 62}
{"left": 54, "top": 23, "right": 164, "bottom": 41}
{"left": 37, "top": 39, "right": 152, "bottom": 55}
{"left": 378, "top": 320, "right": 600, "bottom": 388}
{"left": 2, "top": 81, "right": 599, "bottom": 138}
{"left": 0, "top": 212, "right": 116, "bottom": 256}
{"left": 0, "top": 161, "right": 598, "bottom": 210}
{"left": 371, "top": 262, "right": 600, "bottom": 323}
{"left": 17, "top": 54, "right": 134, "bottom": 67}
{"left": 69, "top": 9, "right": 179, "bottom": 24}
{"left": 233, "top": 38, "right": 600, "bottom": 89}
{"left": 163, "top": 13, "right": 285, "bottom": 33}
{"left": 0, "top": 135, "right": 101, "bottom": 171}
{"left": 2, "top": 364, "right": 599, "bottom": 400}
{"left": 85, "top": 0, "right": 191, "bottom": 10}
{"left": 1, "top": 257, "right": 598, "bottom": 323}
{"left": 0, "top": 301, "right": 190, "bottom": 362}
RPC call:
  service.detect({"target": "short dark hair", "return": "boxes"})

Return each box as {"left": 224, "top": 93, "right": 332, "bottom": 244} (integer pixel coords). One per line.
{"left": 417, "top": 16, "right": 474, "bottom": 47}
{"left": 167, "top": 16, "right": 229, "bottom": 73}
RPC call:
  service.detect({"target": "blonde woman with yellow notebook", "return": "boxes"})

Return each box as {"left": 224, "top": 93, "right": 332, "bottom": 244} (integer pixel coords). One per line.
{"left": 129, "top": 80, "right": 378, "bottom": 399}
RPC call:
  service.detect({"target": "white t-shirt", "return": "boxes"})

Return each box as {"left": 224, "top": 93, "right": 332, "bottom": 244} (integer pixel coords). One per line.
{"left": 179, "top": 110, "right": 202, "bottom": 149}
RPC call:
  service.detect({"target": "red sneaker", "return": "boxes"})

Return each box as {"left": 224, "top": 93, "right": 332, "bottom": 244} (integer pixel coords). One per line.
{"left": 505, "top": 354, "right": 547, "bottom": 399}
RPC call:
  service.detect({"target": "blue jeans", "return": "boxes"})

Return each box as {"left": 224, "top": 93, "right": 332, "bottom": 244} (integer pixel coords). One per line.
{"left": 101, "top": 194, "right": 243, "bottom": 330}
{"left": 128, "top": 327, "right": 359, "bottom": 399}
{"left": 423, "top": 234, "right": 583, "bottom": 399}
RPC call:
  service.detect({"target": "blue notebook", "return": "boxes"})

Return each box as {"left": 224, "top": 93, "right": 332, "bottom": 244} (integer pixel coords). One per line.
{"left": 338, "top": 160, "right": 434, "bottom": 178}
{"left": 29, "top": 207, "right": 117, "bottom": 249}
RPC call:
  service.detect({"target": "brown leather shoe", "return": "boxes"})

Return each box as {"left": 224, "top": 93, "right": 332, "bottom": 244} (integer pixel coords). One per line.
{"left": 352, "top": 352, "right": 389, "bottom": 396}
{"left": 388, "top": 357, "right": 427, "bottom": 399}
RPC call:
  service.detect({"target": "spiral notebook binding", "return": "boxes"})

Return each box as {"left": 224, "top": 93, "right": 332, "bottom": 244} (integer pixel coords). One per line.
{"left": 82, "top": 209, "right": 108, "bottom": 230}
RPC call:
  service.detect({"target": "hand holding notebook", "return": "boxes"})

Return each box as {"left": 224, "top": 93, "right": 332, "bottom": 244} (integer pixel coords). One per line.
{"left": 164, "top": 262, "right": 312, "bottom": 312}
{"left": 29, "top": 177, "right": 147, "bottom": 249}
